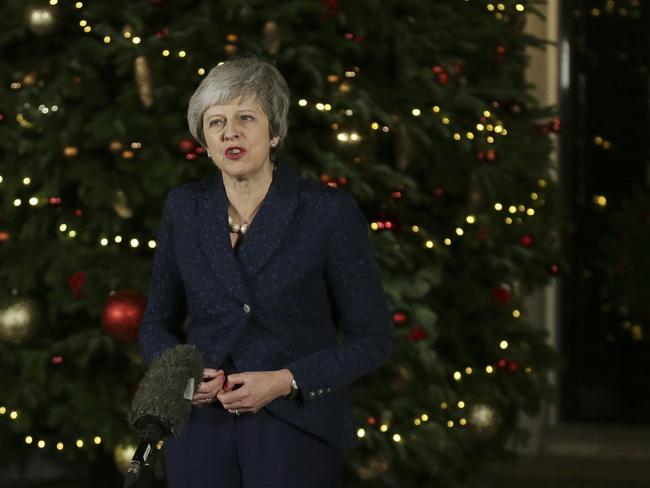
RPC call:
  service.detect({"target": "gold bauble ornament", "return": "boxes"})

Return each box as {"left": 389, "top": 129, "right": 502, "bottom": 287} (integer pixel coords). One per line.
{"left": 262, "top": 21, "right": 281, "bottom": 55}
{"left": 134, "top": 56, "right": 154, "bottom": 108}
{"left": 468, "top": 401, "right": 502, "bottom": 441}
{"left": 23, "top": 71, "right": 38, "bottom": 86}
{"left": 357, "top": 455, "right": 391, "bottom": 480}
{"left": 25, "top": 4, "right": 59, "bottom": 35}
{"left": 64, "top": 146, "right": 79, "bottom": 158}
{"left": 113, "top": 190, "right": 133, "bottom": 219}
{"left": 114, "top": 443, "right": 137, "bottom": 474}
{"left": 0, "top": 297, "right": 41, "bottom": 344}
{"left": 109, "top": 140, "right": 124, "bottom": 153}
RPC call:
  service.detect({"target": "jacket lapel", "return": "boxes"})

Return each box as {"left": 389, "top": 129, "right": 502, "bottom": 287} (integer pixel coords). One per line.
{"left": 238, "top": 163, "right": 300, "bottom": 278}
{"left": 197, "top": 163, "right": 301, "bottom": 300}
{"left": 198, "top": 174, "right": 248, "bottom": 303}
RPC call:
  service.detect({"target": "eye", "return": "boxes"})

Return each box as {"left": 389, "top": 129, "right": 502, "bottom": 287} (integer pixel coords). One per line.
{"left": 208, "top": 119, "right": 224, "bottom": 127}
{"left": 240, "top": 114, "right": 255, "bottom": 121}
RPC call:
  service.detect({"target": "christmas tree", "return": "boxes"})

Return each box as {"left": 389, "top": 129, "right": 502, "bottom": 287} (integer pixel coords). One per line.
{"left": 0, "top": 1, "right": 561, "bottom": 486}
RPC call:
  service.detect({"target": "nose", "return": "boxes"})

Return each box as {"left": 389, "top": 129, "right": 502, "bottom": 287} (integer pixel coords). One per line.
{"left": 222, "top": 120, "right": 239, "bottom": 141}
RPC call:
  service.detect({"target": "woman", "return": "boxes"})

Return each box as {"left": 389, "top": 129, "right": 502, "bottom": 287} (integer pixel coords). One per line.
{"left": 138, "top": 56, "right": 394, "bottom": 488}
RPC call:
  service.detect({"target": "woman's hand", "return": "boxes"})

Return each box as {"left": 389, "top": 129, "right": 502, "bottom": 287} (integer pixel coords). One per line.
{"left": 192, "top": 368, "right": 226, "bottom": 406}
{"left": 216, "top": 369, "right": 293, "bottom": 414}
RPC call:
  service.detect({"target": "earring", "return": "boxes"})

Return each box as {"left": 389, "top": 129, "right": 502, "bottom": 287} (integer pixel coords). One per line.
{"left": 271, "top": 142, "right": 277, "bottom": 148}
{"left": 207, "top": 150, "right": 211, "bottom": 158}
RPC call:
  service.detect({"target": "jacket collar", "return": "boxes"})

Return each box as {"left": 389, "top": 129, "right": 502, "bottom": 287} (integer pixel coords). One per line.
{"left": 198, "top": 163, "right": 301, "bottom": 303}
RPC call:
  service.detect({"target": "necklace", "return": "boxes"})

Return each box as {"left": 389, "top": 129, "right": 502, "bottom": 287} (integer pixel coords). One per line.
{"left": 227, "top": 165, "right": 276, "bottom": 235}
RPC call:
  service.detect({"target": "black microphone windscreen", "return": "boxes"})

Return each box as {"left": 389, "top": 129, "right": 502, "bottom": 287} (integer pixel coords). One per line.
{"left": 128, "top": 344, "right": 203, "bottom": 436}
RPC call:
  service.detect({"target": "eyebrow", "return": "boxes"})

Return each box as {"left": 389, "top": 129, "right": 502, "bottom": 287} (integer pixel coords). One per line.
{"left": 204, "top": 108, "right": 260, "bottom": 118}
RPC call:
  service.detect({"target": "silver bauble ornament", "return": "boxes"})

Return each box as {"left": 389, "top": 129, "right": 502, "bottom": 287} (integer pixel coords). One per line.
{"left": 25, "top": 4, "right": 59, "bottom": 35}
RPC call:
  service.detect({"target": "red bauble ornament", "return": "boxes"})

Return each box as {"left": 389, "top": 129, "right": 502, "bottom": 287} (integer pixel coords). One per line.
{"left": 390, "top": 190, "right": 403, "bottom": 200}
{"left": 102, "top": 289, "right": 147, "bottom": 342}
{"left": 179, "top": 138, "right": 196, "bottom": 153}
{"left": 392, "top": 311, "right": 408, "bottom": 326}
{"left": 520, "top": 234, "right": 534, "bottom": 247}
{"left": 321, "top": 0, "right": 340, "bottom": 17}
{"left": 437, "top": 72, "right": 450, "bottom": 85}
{"left": 51, "top": 355, "right": 64, "bottom": 365}
{"left": 433, "top": 186, "right": 445, "bottom": 198}
{"left": 367, "top": 416, "right": 377, "bottom": 426}
{"left": 432, "top": 65, "right": 444, "bottom": 74}
{"left": 508, "top": 361, "right": 520, "bottom": 372}
{"left": 185, "top": 153, "right": 197, "bottom": 161}
{"left": 497, "top": 358, "right": 507, "bottom": 369}
{"left": 550, "top": 264, "right": 559, "bottom": 274}
{"left": 491, "top": 287, "right": 512, "bottom": 304}
{"left": 67, "top": 271, "right": 86, "bottom": 298}
{"left": 408, "top": 326, "right": 427, "bottom": 341}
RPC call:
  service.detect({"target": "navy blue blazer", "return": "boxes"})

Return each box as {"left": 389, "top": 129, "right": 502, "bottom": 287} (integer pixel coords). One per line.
{"left": 138, "top": 162, "right": 394, "bottom": 448}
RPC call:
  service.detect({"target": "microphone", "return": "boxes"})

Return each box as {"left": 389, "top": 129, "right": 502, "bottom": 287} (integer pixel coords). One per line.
{"left": 124, "top": 344, "right": 204, "bottom": 488}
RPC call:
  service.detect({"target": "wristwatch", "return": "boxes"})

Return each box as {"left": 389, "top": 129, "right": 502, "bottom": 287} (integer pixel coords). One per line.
{"left": 286, "top": 378, "right": 300, "bottom": 400}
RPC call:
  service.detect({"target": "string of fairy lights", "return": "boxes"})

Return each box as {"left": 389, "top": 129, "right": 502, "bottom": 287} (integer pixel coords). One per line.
{"left": 3, "top": 1, "right": 551, "bottom": 451}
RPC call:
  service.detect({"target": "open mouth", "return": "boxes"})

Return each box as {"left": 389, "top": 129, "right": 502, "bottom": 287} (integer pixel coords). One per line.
{"left": 225, "top": 147, "right": 246, "bottom": 159}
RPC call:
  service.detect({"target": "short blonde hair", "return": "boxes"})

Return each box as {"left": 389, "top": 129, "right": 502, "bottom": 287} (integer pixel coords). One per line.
{"left": 187, "top": 57, "right": 290, "bottom": 156}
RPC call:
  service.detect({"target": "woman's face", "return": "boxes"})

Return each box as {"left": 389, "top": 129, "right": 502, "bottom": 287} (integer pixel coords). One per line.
{"left": 202, "top": 96, "right": 279, "bottom": 180}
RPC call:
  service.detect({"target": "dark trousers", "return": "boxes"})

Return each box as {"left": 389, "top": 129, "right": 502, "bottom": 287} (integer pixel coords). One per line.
{"left": 163, "top": 404, "right": 343, "bottom": 488}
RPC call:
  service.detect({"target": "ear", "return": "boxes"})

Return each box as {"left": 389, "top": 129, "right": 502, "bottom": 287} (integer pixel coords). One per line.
{"left": 270, "top": 137, "right": 280, "bottom": 147}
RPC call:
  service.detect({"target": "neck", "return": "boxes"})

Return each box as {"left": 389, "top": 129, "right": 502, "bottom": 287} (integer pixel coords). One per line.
{"left": 222, "top": 162, "right": 275, "bottom": 220}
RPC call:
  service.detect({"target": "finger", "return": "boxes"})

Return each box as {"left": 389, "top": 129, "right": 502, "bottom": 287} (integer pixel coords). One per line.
{"left": 217, "top": 388, "right": 248, "bottom": 405}
{"left": 202, "top": 369, "right": 224, "bottom": 380}
{"left": 223, "top": 373, "right": 245, "bottom": 390}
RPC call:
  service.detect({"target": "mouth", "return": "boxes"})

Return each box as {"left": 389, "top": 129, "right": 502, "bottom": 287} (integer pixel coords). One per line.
{"left": 224, "top": 147, "right": 246, "bottom": 160}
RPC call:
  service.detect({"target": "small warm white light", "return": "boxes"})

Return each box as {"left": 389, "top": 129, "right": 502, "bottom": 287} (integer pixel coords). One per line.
{"left": 23, "top": 177, "right": 31, "bottom": 185}
{"left": 494, "top": 203, "right": 503, "bottom": 211}
{"left": 441, "top": 117, "right": 450, "bottom": 124}
{"left": 508, "top": 205, "right": 517, "bottom": 214}
{"left": 75, "top": 1, "right": 83, "bottom": 8}
{"left": 349, "top": 132, "right": 360, "bottom": 141}
{"left": 370, "top": 122, "right": 379, "bottom": 130}
{"left": 421, "top": 413, "right": 429, "bottom": 421}
{"left": 487, "top": 4, "right": 495, "bottom": 11}
{"left": 94, "top": 436, "right": 102, "bottom": 444}
{"left": 455, "top": 227, "right": 464, "bottom": 236}
{"left": 414, "top": 418, "right": 421, "bottom": 426}
{"left": 458, "top": 401, "right": 465, "bottom": 409}
{"left": 100, "top": 238, "right": 109, "bottom": 246}
{"left": 594, "top": 195, "right": 607, "bottom": 207}
{"left": 370, "top": 222, "right": 379, "bottom": 231}
{"left": 487, "top": 136, "right": 495, "bottom": 143}
{"left": 356, "top": 428, "right": 365, "bottom": 438}
{"left": 538, "top": 178, "right": 547, "bottom": 187}
{"left": 518, "top": 204, "right": 526, "bottom": 212}
{"left": 444, "top": 238, "right": 452, "bottom": 246}
{"left": 29, "top": 197, "right": 38, "bottom": 206}
{"left": 411, "top": 108, "right": 421, "bottom": 116}
{"left": 59, "top": 224, "right": 67, "bottom": 232}
{"left": 466, "top": 132, "right": 475, "bottom": 140}
{"left": 25, "top": 436, "right": 33, "bottom": 444}
{"left": 460, "top": 418, "right": 468, "bottom": 426}
{"left": 83, "top": 25, "right": 91, "bottom": 33}
{"left": 381, "top": 126, "right": 390, "bottom": 133}
{"left": 411, "top": 225, "right": 420, "bottom": 233}
{"left": 432, "top": 105, "right": 440, "bottom": 113}
{"left": 324, "top": 104, "right": 332, "bottom": 111}
{"left": 132, "top": 36, "right": 141, "bottom": 45}
{"left": 315, "top": 103, "right": 325, "bottom": 111}
{"left": 0, "top": 176, "right": 3, "bottom": 183}
{"left": 38, "top": 440, "right": 46, "bottom": 448}
{"left": 494, "top": 125, "right": 503, "bottom": 133}
{"left": 531, "top": 192, "right": 539, "bottom": 200}
{"left": 453, "top": 371, "right": 462, "bottom": 381}
{"left": 130, "top": 238, "right": 139, "bottom": 248}
{"left": 499, "top": 340, "right": 509, "bottom": 350}
{"left": 49, "top": 0, "right": 58, "bottom": 5}
{"left": 425, "top": 240, "right": 434, "bottom": 249}
{"left": 505, "top": 217, "right": 513, "bottom": 224}
{"left": 197, "top": 68, "right": 206, "bottom": 75}
{"left": 103, "top": 36, "right": 111, "bottom": 44}
{"left": 178, "top": 50, "right": 187, "bottom": 58}
{"left": 56, "top": 442, "right": 64, "bottom": 451}
{"left": 123, "top": 31, "right": 132, "bottom": 39}
{"left": 465, "top": 367, "right": 473, "bottom": 374}
{"left": 148, "top": 240, "right": 156, "bottom": 249}
{"left": 13, "top": 199, "right": 21, "bottom": 206}
{"left": 526, "top": 208, "right": 535, "bottom": 216}
{"left": 392, "top": 434, "right": 402, "bottom": 442}
{"left": 466, "top": 215, "right": 475, "bottom": 224}
{"left": 298, "top": 99, "right": 307, "bottom": 107}
{"left": 513, "top": 309, "right": 521, "bottom": 318}
{"left": 483, "top": 110, "right": 491, "bottom": 117}
{"left": 453, "top": 133, "right": 461, "bottom": 141}
{"left": 68, "top": 230, "right": 77, "bottom": 238}
{"left": 440, "top": 402, "right": 448, "bottom": 410}
{"left": 337, "top": 133, "right": 349, "bottom": 142}
{"left": 516, "top": 3, "right": 525, "bottom": 12}
{"left": 0, "top": 407, "right": 6, "bottom": 414}
{"left": 379, "top": 424, "right": 388, "bottom": 432}
{"left": 162, "top": 49, "right": 170, "bottom": 56}
{"left": 114, "top": 235, "right": 123, "bottom": 243}
{"left": 447, "top": 420, "right": 454, "bottom": 428}
{"left": 344, "top": 109, "right": 353, "bottom": 116}
{"left": 486, "top": 365, "right": 494, "bottom": 373}
{"left": 10, "top": 411, "right": 18, "bottom": 419}
{"left": 76, "top": 439, "right": 84, "bottom": 448}
{"left": 79, "top": 20, "right": 87, "bottom": 27}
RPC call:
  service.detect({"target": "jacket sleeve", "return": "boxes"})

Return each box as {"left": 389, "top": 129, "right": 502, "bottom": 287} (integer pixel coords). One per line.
{"left": 285, "top": 190, "right": 394, "bottom": 404}
{"left": 138, "top": 189, "right": 186, "bottom": 365}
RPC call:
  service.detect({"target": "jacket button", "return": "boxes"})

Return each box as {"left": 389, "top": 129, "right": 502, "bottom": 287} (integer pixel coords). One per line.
{"left": 243, "top": 303, "right": 251, "bottom": 313}
{"left": 309, "top": 391, "right": 316, "bottom": 398}
{"left": 317, "top": 388, "right": 324, "bottom": 396}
